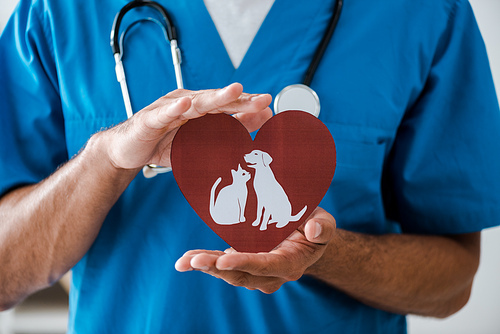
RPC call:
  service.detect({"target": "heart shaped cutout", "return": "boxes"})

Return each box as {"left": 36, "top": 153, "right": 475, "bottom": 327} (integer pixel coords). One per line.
{"left": 171, "top": 111, "right": 336, "bottom": 253}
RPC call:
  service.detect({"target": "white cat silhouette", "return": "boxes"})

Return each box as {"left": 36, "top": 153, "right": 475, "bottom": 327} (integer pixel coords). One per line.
{"left": 244, "top": 150, "right": 307, "bottom": 231}
{"left": 209, "top": 165, "right": 251, "bottom": 225}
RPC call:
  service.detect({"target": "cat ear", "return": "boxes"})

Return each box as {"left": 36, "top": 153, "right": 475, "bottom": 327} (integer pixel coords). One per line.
{"left": 237, "top": 164, "right": 242, "bottom": 171}
{"left": 231, "top": 169, "right": 236, "bottom": 176}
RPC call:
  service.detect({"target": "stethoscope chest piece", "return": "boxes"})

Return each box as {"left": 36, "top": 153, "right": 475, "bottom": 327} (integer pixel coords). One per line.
{"left": 274, "top": 84, "right": 321, "bottom": 118}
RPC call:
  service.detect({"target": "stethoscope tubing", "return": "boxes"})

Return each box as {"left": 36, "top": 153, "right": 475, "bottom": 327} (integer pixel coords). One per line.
{"left": 110, "top": 0, "right": 177, "bottom": 55}
{"left": 111, "top": 0, "right": 343, "bottom": 177}
{"left": 111, "top": 0, "right": 183, "bottom": 176}
{"left": 303, "top": 0, "right": 343, "bottom": 86}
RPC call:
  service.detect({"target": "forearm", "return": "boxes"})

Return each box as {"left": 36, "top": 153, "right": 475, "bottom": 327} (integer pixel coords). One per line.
{"left": 305, "top": 229, "right": 480, "bottom": 318}
{"left": 0, "top": 84, "right": 273, "bottom": 310}
{"left": 0, "top": 134, "right": 138, "bottom": 309}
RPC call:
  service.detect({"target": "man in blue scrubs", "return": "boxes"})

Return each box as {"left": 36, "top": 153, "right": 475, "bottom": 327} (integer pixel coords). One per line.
{"left": 1, "top": 0, "right": 500, "bottom": 333}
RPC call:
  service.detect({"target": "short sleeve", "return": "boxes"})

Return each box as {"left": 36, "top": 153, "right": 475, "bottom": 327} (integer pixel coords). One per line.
{"left": 0, "top": 0, "right": 68, "bottom": 197}
{"left": 385, "top": 0, "right": 500, "bottom": 234}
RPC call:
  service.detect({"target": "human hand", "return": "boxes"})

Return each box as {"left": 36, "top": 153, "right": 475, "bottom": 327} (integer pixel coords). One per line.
{"left": 175, "top": 207, "right": 336, "bottom": 294}
{"left": 98, "top": 83, "right": 272, "bottom": 170}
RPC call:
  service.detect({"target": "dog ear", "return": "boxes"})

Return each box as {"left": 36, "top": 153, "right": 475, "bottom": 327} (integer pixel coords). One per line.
{"left": 262, "top": 152, "right": 273, "bottom": 167}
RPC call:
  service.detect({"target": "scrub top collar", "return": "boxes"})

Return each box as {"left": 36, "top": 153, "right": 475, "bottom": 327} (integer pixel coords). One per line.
{"left": 179, "top": 0, "right": 338, "bottom": 96}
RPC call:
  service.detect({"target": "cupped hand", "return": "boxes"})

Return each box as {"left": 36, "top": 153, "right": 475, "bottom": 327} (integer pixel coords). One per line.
{"left": 101, "top": 83, "right": 272, "bottom": 170}
{"left": 175, "top": 207, "right": 336, "bottom": 294}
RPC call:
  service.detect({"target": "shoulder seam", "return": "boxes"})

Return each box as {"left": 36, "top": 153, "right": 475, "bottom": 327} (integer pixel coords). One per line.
{"left": 30, "top": 0, "right": 60, "bottom": 94}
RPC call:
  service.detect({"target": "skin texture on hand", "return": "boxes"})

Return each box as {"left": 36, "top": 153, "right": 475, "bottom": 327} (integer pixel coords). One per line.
{"left": 0, "top": 83, "right": 272, "bottom": 310}
{"left": 104, "top": 83, "right": 272, "bottom": 170}
{"left": 0, "top": 81, "right": 480, "bottom": 319}
{"left": 175, "top": 207, "right": 336, "bottom": 294}
{"left": 175, "top": 207, "right": 480, "bottom": 318}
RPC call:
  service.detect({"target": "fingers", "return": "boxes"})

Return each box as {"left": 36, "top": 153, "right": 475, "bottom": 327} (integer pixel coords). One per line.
{"left": 210, "top": 271, "right": 285, "bottom": 294}
{"left": 175, "top": 250, "right": 287, "bottom": 294}
{"left": 216, "top": 93, "right": 273, "bottom": 115}
{"left": 303, "top": 207, "right": 336, "bottom": 244}
{"left": 179, "top": 83, "right": 243, "bottom": 119}
{"left": 216, "top": 252, "right": 303, "bottom": 281}
{"left": 171, "top": 83, "right": 272, "bottom": 121}
{"left": 234, "top": 107, "right": 273, "bottom": 133}
{"left": 110, "top": 83, "right": 271, "bottom": 168}
{"left": 155, "top": 96, "right": 192, "bottom": 128}
{"left": 144, "top": 83, "right": 272, "bottom": 131}
{"left": 176, "top": 250, "right": 301, "bottom": 281}
{"left": 175, "top": 250, "right": 225, "bottom": 272}
{"left": 175, "top": 208, "right": 337, "bottom": 294}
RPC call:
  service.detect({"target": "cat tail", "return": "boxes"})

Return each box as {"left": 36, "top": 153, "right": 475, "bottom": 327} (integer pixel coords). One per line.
{"left": 209, "top": 177, "right": 222, "bottom": 219}
{"left": 290, "top": 205, "right": 308, "bottom": 222}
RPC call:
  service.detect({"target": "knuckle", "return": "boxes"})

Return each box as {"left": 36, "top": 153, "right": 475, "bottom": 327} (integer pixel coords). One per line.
{"left": 165, "top": 88, "right": 188, "bottom": 98}
{"left": 189, "top": 97, "right": 205, "bottom": 116}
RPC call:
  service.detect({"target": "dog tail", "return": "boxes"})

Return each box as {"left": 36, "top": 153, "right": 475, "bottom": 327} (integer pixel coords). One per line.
{"left": 209, "top": 177, "right": 222, "bottom": 218}
{"left": 290, "top": 205, "right": 308, "bottom": 222}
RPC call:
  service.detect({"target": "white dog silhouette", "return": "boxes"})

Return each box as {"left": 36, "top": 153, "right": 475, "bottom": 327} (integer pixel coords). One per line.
{"left": 244, "top": 150, "right": 307, "bottom": 231}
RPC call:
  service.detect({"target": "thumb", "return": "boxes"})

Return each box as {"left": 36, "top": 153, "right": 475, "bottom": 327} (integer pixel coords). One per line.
{"left": 303, "top": 207, "right": 336, "bottom": 244}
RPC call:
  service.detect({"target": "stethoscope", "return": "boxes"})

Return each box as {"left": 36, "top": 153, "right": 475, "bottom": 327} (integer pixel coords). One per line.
{"left": 110, "top": 0, "right": 343, "bottom": 177}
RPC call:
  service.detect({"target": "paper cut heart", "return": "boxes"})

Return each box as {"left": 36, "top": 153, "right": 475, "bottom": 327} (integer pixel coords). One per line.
{"left": 171, "top": 111, "right": 336, "bottom": 253}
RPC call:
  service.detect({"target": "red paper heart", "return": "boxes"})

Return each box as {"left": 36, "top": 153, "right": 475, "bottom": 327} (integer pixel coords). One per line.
{"left": 171, "top": 111, "right": 336, "bottom": 252}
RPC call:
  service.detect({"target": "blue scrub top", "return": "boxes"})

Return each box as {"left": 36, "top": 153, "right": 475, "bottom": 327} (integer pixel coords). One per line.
{"left": 1, "top": 0, "right": 500, "bottom": 333}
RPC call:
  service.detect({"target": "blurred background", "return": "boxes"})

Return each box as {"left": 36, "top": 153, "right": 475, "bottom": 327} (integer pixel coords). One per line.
{"left": 0, "top": 0, "right": 499, "bottom": 333}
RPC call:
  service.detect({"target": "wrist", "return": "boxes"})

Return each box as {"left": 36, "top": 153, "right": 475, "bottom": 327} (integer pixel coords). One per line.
{"left": 83, "top": 131, "right": 141, "bottom": 181}
{"left": 304, "top": 228, "right": 348, "bottom": 278}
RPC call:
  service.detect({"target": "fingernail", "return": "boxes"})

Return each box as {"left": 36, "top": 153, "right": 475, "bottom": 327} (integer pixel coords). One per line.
{"left": 174, "top": 259, "right": 193, "bottom": 272}
{"left": 192, "top": 265, "right": 209, "bottom": 271}
{"left": 314, "top": 222, "right": 322, "bottom": 239}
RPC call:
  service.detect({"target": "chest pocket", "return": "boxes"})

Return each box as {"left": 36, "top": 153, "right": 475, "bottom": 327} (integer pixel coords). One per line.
{"left": 320, "top": 121, "right": 389, "bottom": 234}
